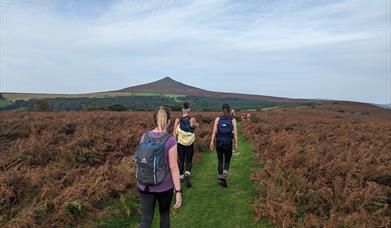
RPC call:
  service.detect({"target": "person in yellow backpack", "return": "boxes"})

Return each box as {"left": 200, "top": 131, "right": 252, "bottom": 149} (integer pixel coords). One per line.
{"left": 173, "top": 103, "right": 199, "bottom": 188}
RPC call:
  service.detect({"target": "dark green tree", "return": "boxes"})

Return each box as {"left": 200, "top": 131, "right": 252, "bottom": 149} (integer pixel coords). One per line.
{"left": 34, "top": 99, "right": 52, "bottom": 111}
{"left": 108, "top": 104, "right": 127, "bottom": 111}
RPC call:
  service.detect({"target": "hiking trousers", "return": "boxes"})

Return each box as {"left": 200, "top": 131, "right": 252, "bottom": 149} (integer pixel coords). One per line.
{"left": 139, "top": 188, "right": 174, "bottom": 228}
{"left": 216, "top": 142, "right": 233, "bottom": 175}
{"left": 177, "top": 143, "right": 194, "bottom": 175}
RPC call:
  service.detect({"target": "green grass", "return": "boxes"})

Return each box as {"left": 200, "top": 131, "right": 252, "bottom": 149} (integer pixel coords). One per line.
{"left": 242, "top": 108, "right": 257, "bottom": 112}
{"left": 150, "top": 127, "right": 271, "bottom": 228}
{"left": 0, "top": 99, "right": 11, "bottom": 108}
{"left": 261, "top": 107, "right": 279, "bottom": 111}
{"left": 92, "top": 193, "right": 141, "bottom": 228}
{"left": 95, "top": 127, "right": 272, "bottom": 228}
{"left": 163, "top": 94, "right": 185, "bottom": 99}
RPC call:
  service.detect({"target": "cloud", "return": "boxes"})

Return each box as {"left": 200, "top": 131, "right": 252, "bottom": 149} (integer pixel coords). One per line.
{"left": 0, "top": 0, "right": 390, "bottom": 103}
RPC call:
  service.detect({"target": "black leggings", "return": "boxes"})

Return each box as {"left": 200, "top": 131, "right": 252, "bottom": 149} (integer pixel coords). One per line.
{"left": 139, "top": 189, "right": 174, "bottom": 228}
{"left": 177, "top": 143, "right": 194, "bottom": 175}
{"left": 216, "top": 143, "right": 233, "bottom": 175}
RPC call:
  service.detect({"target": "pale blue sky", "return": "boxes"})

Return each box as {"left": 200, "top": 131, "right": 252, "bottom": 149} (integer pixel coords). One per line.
{"left": 0, "top": 0, "right": 390, "bottom": 103}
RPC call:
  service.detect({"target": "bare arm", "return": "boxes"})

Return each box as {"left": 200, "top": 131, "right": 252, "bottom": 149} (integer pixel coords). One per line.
{"left": 209, "top": 117, "right": 219, "bottom": 150}
{"left": 232, "top": 118, "right": 238, "bottom": 149}
{"left": 168, "top": 145, "right": 182, "bottom": 208}
{"left": 190, "top": 117, "right": 199, "bottom": 129}
{"left": 172, "top": 118, "right": 180, "bottom": 136}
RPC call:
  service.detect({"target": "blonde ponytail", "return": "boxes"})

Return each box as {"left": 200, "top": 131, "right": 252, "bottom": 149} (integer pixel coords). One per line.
{"left": 154, "top": 106, "right": 171, "bottom": 131}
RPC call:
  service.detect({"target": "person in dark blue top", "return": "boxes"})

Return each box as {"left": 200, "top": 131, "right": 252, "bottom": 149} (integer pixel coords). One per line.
{"left": 210, "top": 104, "right": 238, "bottom": 187}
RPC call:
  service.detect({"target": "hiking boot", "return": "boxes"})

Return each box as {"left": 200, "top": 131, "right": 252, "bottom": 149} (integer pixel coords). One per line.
{"left": 218, "top": 175, "right": 223, "bottom": 185}
{"left": 221, "top": 179, "right": 227, "bottom": 187}
{"left": 218, "top": 177, "right": 224, "bottom": 186}
{"left": 218, "top": 175, "right": 227, "bottom": 187}
{"left": 185, "top": 173, "right": 192, "bottom": 188}
{"left": 221, "top": 173, "right": 228, "bottom": 187}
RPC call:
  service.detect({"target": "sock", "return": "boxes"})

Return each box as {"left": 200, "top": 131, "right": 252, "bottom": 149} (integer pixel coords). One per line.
{"left": 185, "top": 171, "right": 191, "bottom": 176}
{"left": 180, "top": 175, "right": 184, "bottom": 179}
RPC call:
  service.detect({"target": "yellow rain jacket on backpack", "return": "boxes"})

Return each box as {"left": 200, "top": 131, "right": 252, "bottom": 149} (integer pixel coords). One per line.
{"left": 176, "top": 124, "right": 195, "bottom": 146}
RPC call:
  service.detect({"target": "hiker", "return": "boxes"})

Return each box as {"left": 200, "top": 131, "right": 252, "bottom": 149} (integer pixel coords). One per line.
{"left": 173, "top": 102, "right": 199, "bottom": 188}
{"left": 231, "top": 109, "right": 236, "bottom": 117}
{"left": 230, "top": 109, "right": 239, "bottom": 156}
{"left": 135, "top": 107, "right": 182, "bottom": 228}
{"left": 241, "top": 113, "right": 246, "bottom": 121}
{"left": 210, "top": 104, "right": 238, "bottom": 187}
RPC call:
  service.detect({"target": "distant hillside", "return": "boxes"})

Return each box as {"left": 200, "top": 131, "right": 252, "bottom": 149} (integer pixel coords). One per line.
{"left": 114, "top": 77, "right": 311, "bottom": 103}
{"left": 376, "top": 103, "right": 391, "bottom": 109}
{"left": 115, "top": 77, "right": 213, "bottom": 96}
{"left": 1, "top": 77, "right": 310, "bottom": 103}
{"left": 2, "top": 77, "right": 388, "bottom": 115}
{"left": 315, "top": 101, "right": 391, "bottom": 121}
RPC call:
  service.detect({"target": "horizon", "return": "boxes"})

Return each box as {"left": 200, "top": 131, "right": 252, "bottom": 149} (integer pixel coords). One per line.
{"left": 1, "top": 0, "right": 390, "bottom": 104}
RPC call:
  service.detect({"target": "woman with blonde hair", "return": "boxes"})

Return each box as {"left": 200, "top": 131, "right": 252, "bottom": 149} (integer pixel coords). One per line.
{"left": 134, "top": 107, "right": 182, "bottom": 228}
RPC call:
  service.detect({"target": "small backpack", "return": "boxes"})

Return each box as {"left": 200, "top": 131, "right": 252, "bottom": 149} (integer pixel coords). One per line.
{"left": 179, "top": 116, "right": 194, "bottom": 133}
{"left": 177, "top": 116, "right": 195, "bottom": 146}
{"left": 217, "top": 116, "right": 234, "bottom": 148}
{"left": 134, "top": 133, "right": 171, "bottom": 186}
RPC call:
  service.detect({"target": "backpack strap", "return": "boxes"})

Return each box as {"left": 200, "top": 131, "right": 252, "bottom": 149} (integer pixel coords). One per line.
{"left": 156, "top": 133, "right": 172, "bottom": 167}
{"left": 220, "top": 115, "right": 232, "bottom": 121}
{"left": 179, "top": 116, "right": 194, "bottom": 133}
{"left": 158, "top": 133, "right": 172, "bottom": 145}
{"left": 134, "top": 133, "right": 150, "bottom": 157}
{"left": 180, "top": 116, "right": 190, "bottom": 126}
{"left": 142, "top": 132, "right": 171, "bottom": 144}
{"left": 217, "top": 115, "right": 232, "bottom": 126}
{"left": 142, "top": 132, "right": 153, "bottom": 144}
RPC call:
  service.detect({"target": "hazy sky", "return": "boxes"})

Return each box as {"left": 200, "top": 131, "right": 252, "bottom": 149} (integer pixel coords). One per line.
{"left": 1, "top": 0, "right": 390, "bottom": 103}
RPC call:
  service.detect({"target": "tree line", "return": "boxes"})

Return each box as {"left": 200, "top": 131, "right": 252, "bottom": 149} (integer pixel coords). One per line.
{"left": 0, "top": 95, "right": 308, "bottom": 112}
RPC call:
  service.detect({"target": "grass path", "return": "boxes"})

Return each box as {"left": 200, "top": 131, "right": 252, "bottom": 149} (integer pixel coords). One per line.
{"left": 151, "top": 127, "right": 271, "bottom": 228}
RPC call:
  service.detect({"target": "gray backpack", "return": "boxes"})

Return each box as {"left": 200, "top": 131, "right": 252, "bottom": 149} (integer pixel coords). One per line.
{"left": 134, "top": 133, "right": 171, "bottom": 186}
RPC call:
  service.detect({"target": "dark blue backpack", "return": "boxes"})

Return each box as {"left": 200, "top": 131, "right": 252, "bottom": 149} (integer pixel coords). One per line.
{"left": 134, "top": 133, "right": 171, "bottom": 186}
{"left": 217, "top": 116, "right": 233, "bottom": 147}
{"left": 179, "top": 116, "right": 194, "bottom": 133}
